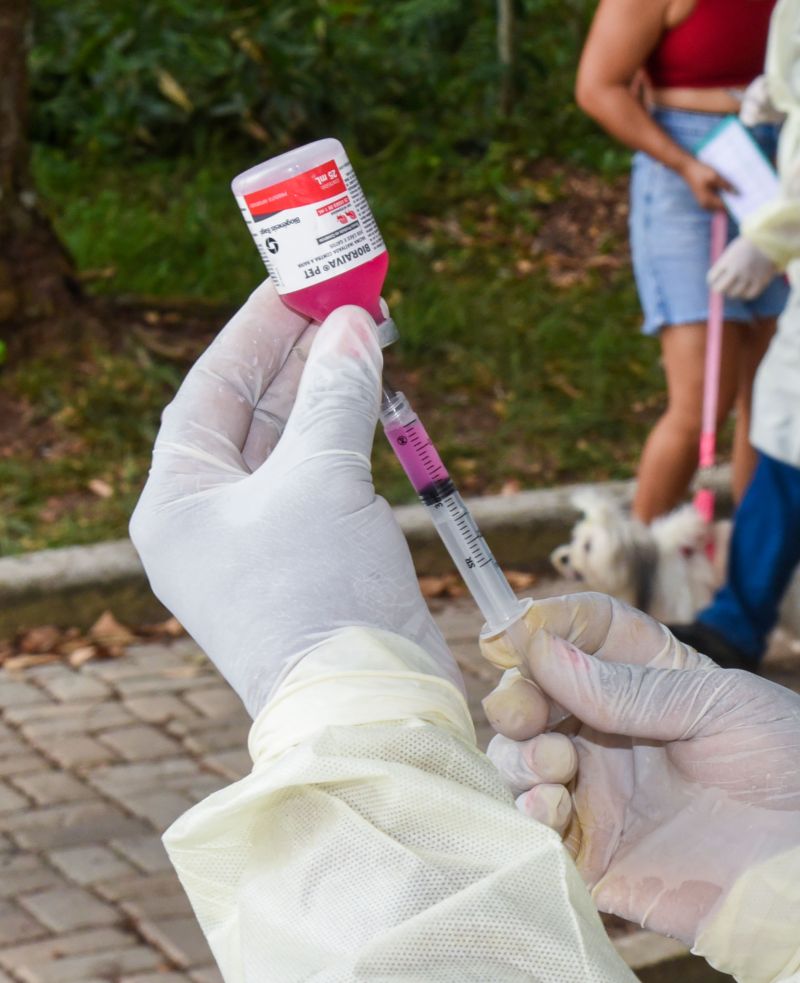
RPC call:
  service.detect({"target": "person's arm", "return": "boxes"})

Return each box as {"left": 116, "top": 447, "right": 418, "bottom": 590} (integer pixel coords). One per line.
{"left": 576, "top": 0, "right": 731, "bottom": 208}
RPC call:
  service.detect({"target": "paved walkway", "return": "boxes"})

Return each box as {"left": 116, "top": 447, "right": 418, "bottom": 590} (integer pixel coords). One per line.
{"left": 0, "top": 581, "right": 797, "bottom": 982}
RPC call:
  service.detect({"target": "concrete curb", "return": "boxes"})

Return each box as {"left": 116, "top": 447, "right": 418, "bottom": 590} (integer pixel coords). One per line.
{"left": 0, "top": 468, "right": 732, "bottom": 638}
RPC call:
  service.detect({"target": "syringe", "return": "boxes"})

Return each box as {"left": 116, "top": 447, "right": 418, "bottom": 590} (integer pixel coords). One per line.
{"left": 380, "top": 382, "right": 531, "bottom": 658}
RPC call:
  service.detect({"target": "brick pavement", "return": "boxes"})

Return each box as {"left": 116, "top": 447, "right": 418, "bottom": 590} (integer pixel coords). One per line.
{"left": 0, "top": 581, "right": 797, "bottom": 982}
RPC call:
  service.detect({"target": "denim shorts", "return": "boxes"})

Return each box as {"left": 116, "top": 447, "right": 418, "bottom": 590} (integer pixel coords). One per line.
{"left": 629, "top": 107, "right": 789, "bottom": 336}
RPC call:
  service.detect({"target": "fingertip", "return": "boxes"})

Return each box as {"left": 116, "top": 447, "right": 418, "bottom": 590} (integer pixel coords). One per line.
{"left": 525, "top": 732, "right": 578, "bottom": 785}
{"left": 482, "top": 672, "right": 549, "bottom": 741}
{"left": 311, "top": 305, "right": 383, "bottom": 375}
{"left": 516, "top": 783, "right": 573, "bottom": 835}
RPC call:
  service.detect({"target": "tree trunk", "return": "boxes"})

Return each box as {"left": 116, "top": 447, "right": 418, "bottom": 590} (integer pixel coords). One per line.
{"left": 497, "top": 0, "right": 515, "bottom": 118}
{"left": 0, "top": 0, "right": 80, "bottom": 328}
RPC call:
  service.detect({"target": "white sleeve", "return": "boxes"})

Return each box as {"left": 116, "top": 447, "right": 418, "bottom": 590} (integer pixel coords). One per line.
{"left": 161, "top": 626, "right": 637, "bottom": 983}
{"left": 694, "top": 848, "right": 800, "bottom": 983}
{"left": 742, "top": 0, "right": 800, "bottom": 271}
{"left": 742, "top": 178, "right": 800, "bottom": 272}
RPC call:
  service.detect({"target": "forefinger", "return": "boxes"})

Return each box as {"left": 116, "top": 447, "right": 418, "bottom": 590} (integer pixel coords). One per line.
{"left": 522, "top": 593, "right": 710, "bottom": 670}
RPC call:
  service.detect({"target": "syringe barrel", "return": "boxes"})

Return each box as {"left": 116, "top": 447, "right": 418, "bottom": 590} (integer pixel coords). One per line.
{"left": 380, "top": 388, "right": 528, "bottom": 638}
{"left": 424, "top": 486, "right": 524, "bottom": 630}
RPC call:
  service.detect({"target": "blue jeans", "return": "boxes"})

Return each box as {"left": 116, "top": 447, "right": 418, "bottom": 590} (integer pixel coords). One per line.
{"left": 700, "top": 453, "right": 800, "bottom": 662}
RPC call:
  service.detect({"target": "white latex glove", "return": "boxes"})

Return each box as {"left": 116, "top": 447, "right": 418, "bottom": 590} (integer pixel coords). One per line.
{"left": 130, "top": 280, "right": 459, "bottom": 717}
{"left": 481, "top": 593, "right": 800, "bottom": 952}
{"left": 738, "top": 74, "right": 787, "bottom": 127}
{"left": 707, "top": 234, "right": 778, "bottom": 299}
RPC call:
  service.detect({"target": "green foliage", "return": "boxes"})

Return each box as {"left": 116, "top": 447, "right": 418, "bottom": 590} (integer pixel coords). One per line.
{"left": 32, "top": 148, "right": 261, "bottom": 301}
{"left": 30, "top": 0, "right": 621, "bottom": 169}
{"left": 0, "top": 340, "right": 182, "bottom": 556}
{"left": 13, "top": 1, "right": 647, "bottom": 556}
{"left": 9, "top": 144, "right": 659, "bottom": 556}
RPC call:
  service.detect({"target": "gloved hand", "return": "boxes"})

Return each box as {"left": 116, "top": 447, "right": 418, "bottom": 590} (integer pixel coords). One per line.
{"left": 130, "top": 280, "right": 459, "bottom": 718}
{"left": 738, "top": 74, "right": 786, "bottom": 127}
{"left": 708, "top": 234, "right": 777, "bottom": 299}
{"left": 481, "top": 593, "right": 800, "bottom": 955}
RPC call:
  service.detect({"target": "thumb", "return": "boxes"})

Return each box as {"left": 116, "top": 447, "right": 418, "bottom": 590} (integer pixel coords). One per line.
{"left": 527, "top": 630, "right": 721, "bottom": 742}
{"left": 266, "top": 304, "right": 383, "bottom": 467}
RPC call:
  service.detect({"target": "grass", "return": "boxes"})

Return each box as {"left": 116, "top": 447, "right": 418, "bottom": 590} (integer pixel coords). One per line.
{"left": 0, "top": 143, "right": 671, "bottom": 556}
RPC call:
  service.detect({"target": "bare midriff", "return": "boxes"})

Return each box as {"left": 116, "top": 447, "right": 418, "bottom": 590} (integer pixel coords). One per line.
{"left": 652, "top": 86, "right": 743, "bottom": 114}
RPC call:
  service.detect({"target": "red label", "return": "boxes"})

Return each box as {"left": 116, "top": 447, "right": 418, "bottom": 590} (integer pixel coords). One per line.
{"left": 244, "top": 160, "right": 346, "bottom": 218}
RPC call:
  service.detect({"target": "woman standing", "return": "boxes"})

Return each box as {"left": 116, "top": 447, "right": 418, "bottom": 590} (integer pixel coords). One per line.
{"left": 576, "top": 0, "right": 788, "bottom": 521}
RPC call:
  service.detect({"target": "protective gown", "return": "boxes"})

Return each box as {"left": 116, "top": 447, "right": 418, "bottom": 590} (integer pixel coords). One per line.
{"left": 744, "top": 0, "right": 800, "bottom": 468}
{"left": 692, "top": 5, "right": 800, "bottom": 978}
{"left": 163, "top": 628, "right": 638, "bottom": 981}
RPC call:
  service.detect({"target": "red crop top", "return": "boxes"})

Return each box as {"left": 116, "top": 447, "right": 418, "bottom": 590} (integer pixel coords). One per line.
{"left": 646, "top": 0, "right": 776, "bottom": 89}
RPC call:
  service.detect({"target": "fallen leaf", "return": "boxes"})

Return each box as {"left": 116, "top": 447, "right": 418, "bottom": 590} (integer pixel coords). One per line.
{"left": 68, "top": 645, "right": 99, "bottom": 668}
{"left": 549, "top": 373, "right": 583, "bottom": 400}
{"left": 139, "top": 616, "right": 184, "bottom": 638}
{"left": 155, "top": 68, "right": 194, "bottom": 113}
{"left": 230, "top": 26, "right": 265, "bottom": 63}
{"left": 4, "top": 653, "right": 61, "bottom": 671}
{"left": 57, "top": 635, "right": 92, "bottom": 656}
{"left": 89, "top": 611, "right": 136, "bottom": 648}
{"left": 88, "top": 478, "right": 114, "bottom": 499}
{"left": 500, "top": 479, "right": 521, "bottom": 496}
{"left": 418, "top": 574, "right": 467, "bottom": 599}
{"left": 506, "top": 570, "right": 537, "bottom": 590}
{"left": 241, "top": 115, "right": 270, "bottom": 144}
{"left": 418, "top": 575, "right": 452, "bottom": 598}
{"left": 18, "top": 624, "right": 61, "bottom": 654}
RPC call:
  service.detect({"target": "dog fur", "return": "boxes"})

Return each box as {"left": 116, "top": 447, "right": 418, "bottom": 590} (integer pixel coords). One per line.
{"left": 550, "top": 489, "right": 725, "bottom": 624}
{"left": 551, "top": 489, "right": 800, "bottom": 641}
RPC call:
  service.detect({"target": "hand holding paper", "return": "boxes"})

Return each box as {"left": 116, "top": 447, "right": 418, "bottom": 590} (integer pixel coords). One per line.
{"left": 696, "top": 117, "right": 781, "bottom": 224}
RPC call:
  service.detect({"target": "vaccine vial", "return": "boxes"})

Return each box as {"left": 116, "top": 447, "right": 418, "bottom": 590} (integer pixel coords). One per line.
{"left": 232, "top": 138, "right": 398, "bottom": 346}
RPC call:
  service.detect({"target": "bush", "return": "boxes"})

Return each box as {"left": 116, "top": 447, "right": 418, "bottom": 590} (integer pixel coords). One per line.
{"left": 30, "top": 0, "right": 607, "bottom": 165}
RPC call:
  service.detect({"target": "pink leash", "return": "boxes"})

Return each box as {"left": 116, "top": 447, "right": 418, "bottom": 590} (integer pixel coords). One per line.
{"left": 693, "top": 209, "right": 728, "bottom": 528}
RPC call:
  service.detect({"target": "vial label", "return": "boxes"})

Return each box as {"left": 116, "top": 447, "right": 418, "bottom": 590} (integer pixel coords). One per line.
{"left": 235, "top": 154, "right": 386, "bottom": 294}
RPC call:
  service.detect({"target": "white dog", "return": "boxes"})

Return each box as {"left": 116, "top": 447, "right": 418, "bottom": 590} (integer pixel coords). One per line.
{"left": 550, "top": 489, "right": 724, "bottom": 624}
{"left": 551, "top": 489, "right": 800, "bottom": 640}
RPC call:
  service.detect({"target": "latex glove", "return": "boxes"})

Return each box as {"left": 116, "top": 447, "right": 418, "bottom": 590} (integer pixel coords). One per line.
{"left": 708, "top": 234, "right": 778, "bottom": 299}
{"left": 130, "top": 280, "right": 459, "bottom": 717}
{"left": 739, "top": 74, "right": 786, "bottom": 127}
{"left": 482, "top": 593, "right": 800, "bottom": 952}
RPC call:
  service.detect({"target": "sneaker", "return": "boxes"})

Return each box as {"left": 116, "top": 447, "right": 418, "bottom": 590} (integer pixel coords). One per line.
{"left": 667, "top": 621, "right": 759, "bottom": 672}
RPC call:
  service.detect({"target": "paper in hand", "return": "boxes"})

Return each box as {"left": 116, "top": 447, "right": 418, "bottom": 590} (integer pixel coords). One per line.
{"left": 696, "top": 116, "right": 780, "bottom": 224}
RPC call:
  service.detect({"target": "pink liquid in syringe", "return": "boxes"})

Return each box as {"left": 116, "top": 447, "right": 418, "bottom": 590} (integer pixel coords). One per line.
{"left": 384, "top": 417, "right": 452, "bottom": 496}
